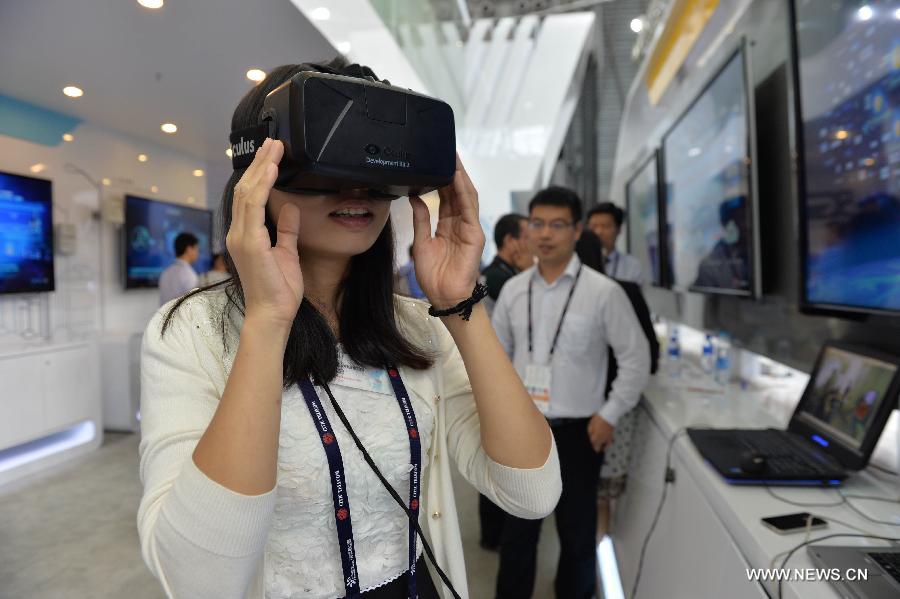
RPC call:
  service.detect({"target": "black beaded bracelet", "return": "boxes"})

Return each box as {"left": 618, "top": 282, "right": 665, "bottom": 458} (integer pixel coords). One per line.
{"left": 427, "top": 282, "right": 489, "bottom": 321}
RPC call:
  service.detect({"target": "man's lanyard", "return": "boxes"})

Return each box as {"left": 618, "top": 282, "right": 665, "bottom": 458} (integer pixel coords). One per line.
{"left": 527, "top": 265, "right": 583, "bottom": 359}
{"left": 297, "top": 364, "right": 422, "bottom": 599}
{"left": 606, "top": 251, "right": 619, "bottom": 278}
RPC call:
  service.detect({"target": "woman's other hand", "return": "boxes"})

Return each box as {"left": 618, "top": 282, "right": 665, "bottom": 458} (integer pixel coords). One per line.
{"left": 225, "top": 139, "right": 303, "bottom": 329}
{"left": 409, "top": 155, "right": 486, "bottom": 308}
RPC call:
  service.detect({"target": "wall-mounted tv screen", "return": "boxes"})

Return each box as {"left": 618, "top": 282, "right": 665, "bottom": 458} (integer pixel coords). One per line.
{"left": 0, "top": 171, "right": 55, "bottom": 294}
{"left": 626, "top": 152, "right": 664, "bottom": 286}
{"left": 662, "top": 45, "right": 759, "bottom": 296}
{"left": 792, "top": 0, "right": 900, "bottom": 315}
{"left": 124, "top": 195, "right": 212, "bottom": 289}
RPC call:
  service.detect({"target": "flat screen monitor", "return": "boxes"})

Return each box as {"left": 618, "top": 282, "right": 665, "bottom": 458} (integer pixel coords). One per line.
{"left": 625, "top": 152, "right": 664, "bottom": 286}
{"left": 0, "top": 171, "right": 55, "bottom": 294}
{"left": 792, "top": 0, "right": 900, "bottom": 316}
{"left": 661, "top": 45, "right": 759, "bottom": 296}
{"left": 124, "top": 195, "right": 212, "bottom": 289}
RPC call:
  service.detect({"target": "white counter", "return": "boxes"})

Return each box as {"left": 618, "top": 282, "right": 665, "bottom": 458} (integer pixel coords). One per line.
{"left": 611, "top": 367, "right": 900, "bottom": 599}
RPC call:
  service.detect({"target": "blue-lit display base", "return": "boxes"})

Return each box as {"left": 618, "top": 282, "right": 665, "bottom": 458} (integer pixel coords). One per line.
{"left": 0, "top": 421, "right": 100, "bottom": 488}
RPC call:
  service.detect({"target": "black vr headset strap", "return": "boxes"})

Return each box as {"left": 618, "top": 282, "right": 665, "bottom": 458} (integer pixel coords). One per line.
{"left": 229, "top": 121, "right": 274, "bottom": 170}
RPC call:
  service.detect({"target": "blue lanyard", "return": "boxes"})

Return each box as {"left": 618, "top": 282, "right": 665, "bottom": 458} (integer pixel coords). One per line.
{"left": 607, "top": 252, "right": 619, "bottom": 278}
{"left": 298, "top": 365, "right": 422, "bottom": 599}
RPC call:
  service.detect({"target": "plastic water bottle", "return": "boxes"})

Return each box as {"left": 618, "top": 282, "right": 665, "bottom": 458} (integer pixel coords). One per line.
{"left": 667, "top": 325, "right": 682, "bottom": 379}
{"left": 714, "top": 332, "right": 732, "bottom": 386}
{"left": 700, "top": 334, "right": 715, "bottom": 375}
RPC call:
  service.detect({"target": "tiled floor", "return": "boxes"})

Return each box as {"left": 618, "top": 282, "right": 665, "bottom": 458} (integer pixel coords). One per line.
{"left": 0, "top": 433, "right": 560, "bottom": 599}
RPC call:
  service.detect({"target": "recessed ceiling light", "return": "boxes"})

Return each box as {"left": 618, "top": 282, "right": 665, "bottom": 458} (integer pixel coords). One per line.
{"left": 192, "top": 169, "right": 204, "bottom": 177}
{"left": 150, "top": 185, "right": 159, "bottom": 193}
{"left": 336, "top": 41, "right": 352, "bottom": 54}
{"left": 856, "top": 5, "right": 873, "bottom": 20}
{"left": 137, "top": 0, "right": 164, "bottom": 8}
{"left": 630, "top": 18, "right": 643, "bottom": 33}
{"left": 102, "top": 177, "right": 112, "bottom": 186}
{"left": 30, "top": 163, "right": 46, "bottom": 173}
{"left": 62, "top": 133, "right": 74, "bottom": 142}
{"left": 63, "top": 86, "right": 84, "bottom": 98}
{"left": 246, "top": 69, "right": 266, "bottom": 83}
{"left": 225, "top": 147, "right": 233, "bottom": 158}
{"left": 310, "top": 6, "right": 331, "bottom": 20}
{"left": 835, "top": 129, "right": 849, "bottom": 140}
{"left": 138, "top": 154, "right": 148, "bottom": 162}
{"left": 161, "top": 122, "right": 177, "bottom": 134}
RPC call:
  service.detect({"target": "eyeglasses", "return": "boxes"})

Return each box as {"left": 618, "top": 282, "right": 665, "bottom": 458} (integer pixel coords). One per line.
{"left": 528, "top": 219, "right": 573, "bottom": 232}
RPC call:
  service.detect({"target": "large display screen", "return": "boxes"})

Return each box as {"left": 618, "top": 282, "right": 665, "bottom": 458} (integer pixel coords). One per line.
{"left": 0, "top": 171, "right": 55, "bottom": 294}
{"left": 626, "top": 153, "right": 663, "bottom": 286}
{"left": 793, "top": 0, "right": 900, "bottom": 314}
{"left": 662, "top": 47, "right": 757, "bottom": 296}
{"left": 124, "top": 195, "right": 212, "bottom": 289}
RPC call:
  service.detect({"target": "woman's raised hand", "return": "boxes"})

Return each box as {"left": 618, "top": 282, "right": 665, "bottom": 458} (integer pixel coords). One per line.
{"left": 409, "top": 155, "right": 486, "bottom": 309}
{"left": 225, "top": 139, "right": 303, "bottom": 328}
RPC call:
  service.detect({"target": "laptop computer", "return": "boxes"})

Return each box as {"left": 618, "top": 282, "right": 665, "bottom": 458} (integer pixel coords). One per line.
{"left": 807, "top": 545, "right": 900, "bottom": 599}
{"left": 688, "top": 341, "right": 900, "bottom": 485}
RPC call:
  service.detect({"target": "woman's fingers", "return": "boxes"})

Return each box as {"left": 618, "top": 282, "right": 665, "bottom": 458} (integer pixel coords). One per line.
{"left": 275, "top": 202, "right": 301, "bottom": 257}
{"left": 230, "top": 138, "right": 270, "bottom": 236}
{"left": 242, "top": 140, "right": 283, "bottom": 232}
{"left": 409, "top": 196, "right": 433, "bottom": 246}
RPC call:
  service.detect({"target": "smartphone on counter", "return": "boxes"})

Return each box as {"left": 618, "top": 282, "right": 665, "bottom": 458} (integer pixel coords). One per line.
{"left": 761, "top": 512, "right": 827, "bottom": 534}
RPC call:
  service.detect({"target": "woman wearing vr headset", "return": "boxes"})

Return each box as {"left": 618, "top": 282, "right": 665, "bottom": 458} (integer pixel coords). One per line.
{"left": 137, "top": 60, "right": 561, "bottom": 599}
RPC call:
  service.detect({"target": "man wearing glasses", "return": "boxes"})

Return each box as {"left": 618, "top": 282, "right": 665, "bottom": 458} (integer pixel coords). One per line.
{"left": 491, "top": 186, "right": 650, "bottom": 599}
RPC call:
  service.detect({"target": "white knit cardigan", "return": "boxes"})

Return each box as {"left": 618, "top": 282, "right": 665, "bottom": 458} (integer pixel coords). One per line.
{"left": 137, "top": 290, "right": 562, "bottom": 598}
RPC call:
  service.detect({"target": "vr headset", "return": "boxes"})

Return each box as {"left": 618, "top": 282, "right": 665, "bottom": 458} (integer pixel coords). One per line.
{"left": 229, "top": 66, "right": 456, "bottom": 199}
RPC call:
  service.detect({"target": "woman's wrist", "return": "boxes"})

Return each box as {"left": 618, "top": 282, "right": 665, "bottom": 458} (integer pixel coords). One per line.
{"left": 243, "top": 313, "right": 293, "bottom": 347}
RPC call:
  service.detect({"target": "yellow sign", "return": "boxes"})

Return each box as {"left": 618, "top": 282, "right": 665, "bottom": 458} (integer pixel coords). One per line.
{"left": 646, "top": 0, "right": 720, "bottom": 106}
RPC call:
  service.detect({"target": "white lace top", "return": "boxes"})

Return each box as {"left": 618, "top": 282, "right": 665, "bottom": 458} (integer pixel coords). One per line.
{"left": 137, "top": 291, "right": 562, "bottom": 599}
{"left": 265, "top": 350, "right": 434, "bottom": 598}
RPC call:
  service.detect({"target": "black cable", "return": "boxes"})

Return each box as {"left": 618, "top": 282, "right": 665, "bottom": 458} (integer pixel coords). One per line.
{"left": 763, "top": 484, "right": 900, "bottom": 526}
{"left": 630, "top": 428, "right": 686, "bottom": 599}
{"left": 776, "top": 533, "right": 900, "bottom": 599}
{"left": 868, "top": 462, "right": 899, "bottom": 476}
{"left": 318, "top": 378, "right": 462, "bottom": 599}
{"left": 837, "top": 489, "right": 900, "bottom": 527}
{"left": 763, "top": 484, "right": 845, "bottom": 508}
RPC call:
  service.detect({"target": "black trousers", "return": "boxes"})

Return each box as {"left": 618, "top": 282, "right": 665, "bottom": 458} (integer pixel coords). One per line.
{"left": 362, "top": 555, "right": 440, "bottom": 598}
{"left": 479, "top": 492, "right": 506, "bottom": 547}
{"left": 496, "top": 419, "right": 604, "bottom": 599}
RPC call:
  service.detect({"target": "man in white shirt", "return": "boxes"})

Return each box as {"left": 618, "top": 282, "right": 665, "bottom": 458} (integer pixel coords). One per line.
{"left": 159, "top": 232, "right": 200, "bottom": 305}
{"left": 492, "top": 187, "right": 650, "bottom": 599}
{"left": 587, "top": 202, "right": 645, "bottom": 283}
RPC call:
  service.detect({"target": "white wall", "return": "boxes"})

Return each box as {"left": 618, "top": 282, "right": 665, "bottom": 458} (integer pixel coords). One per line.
{"left": 0, "top": 122, "right": 209, "bottom": 354}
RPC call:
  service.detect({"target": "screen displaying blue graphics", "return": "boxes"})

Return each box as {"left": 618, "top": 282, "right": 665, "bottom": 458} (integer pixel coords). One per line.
{"left": 0, "top": 171, "right": 55, "bottom": 294}
{"left": 626, "top": 153, "right": 663, "bottom": 286}
{"left": 124, "top": 195, "right": 212, "bottom": 289}
{"left": 794, "top": 0, "right": 900, "bottom": 314}
{"left": 662, "top": 47, "right": 757, "bottom": 296}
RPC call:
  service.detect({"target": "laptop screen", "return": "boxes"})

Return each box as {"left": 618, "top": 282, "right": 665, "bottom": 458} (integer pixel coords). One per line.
{"left": 794, "top": 346, "right": 898, "bottom": 451}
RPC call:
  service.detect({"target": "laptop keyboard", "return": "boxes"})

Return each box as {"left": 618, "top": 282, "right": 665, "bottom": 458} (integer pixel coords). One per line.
{"left": 869, "top": 552, "right": 900, "bottom": 583}
{"left": 740, "top": 432, "right": 835, "bottom": 475}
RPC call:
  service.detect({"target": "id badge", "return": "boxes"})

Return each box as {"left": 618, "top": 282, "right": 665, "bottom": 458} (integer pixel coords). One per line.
{"left": 524, "top": 364, "right": 552, "bottom": 414}
{"left": 333, "top": 357, "right": 393, "bottom": 395}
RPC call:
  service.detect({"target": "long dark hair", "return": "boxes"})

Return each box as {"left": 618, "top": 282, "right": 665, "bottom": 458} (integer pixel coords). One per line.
{"left": 162, "top": 59, "right": 433, "bottom": 386}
